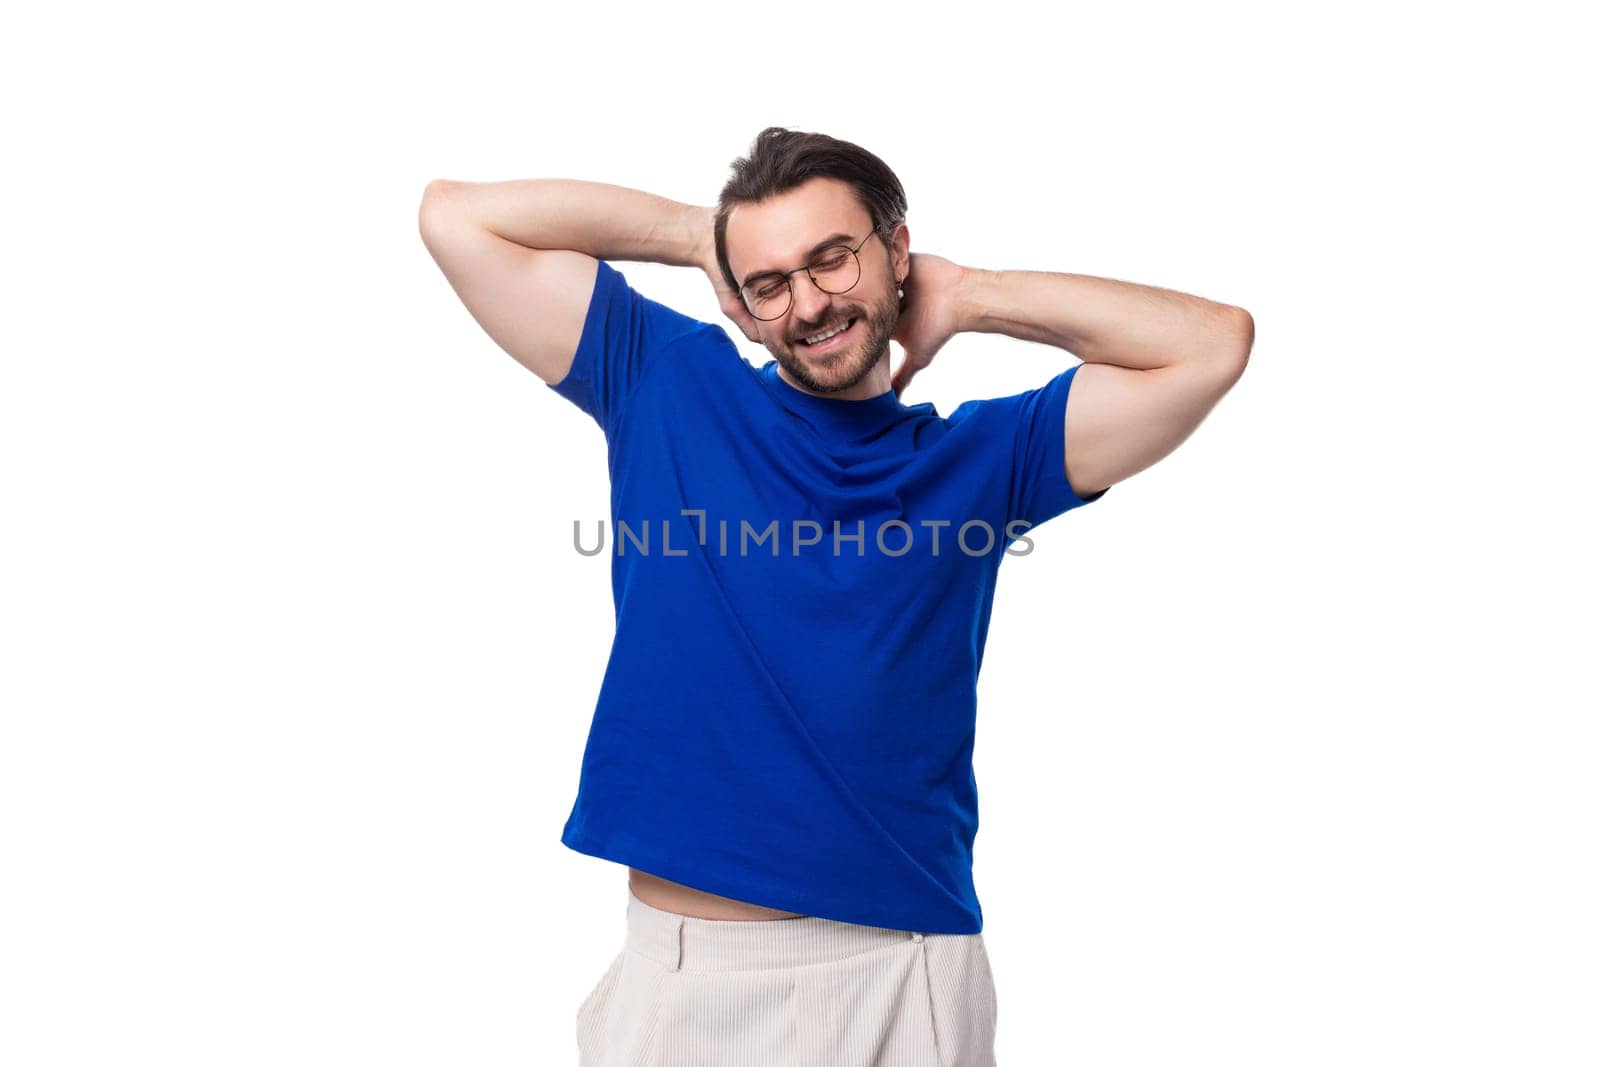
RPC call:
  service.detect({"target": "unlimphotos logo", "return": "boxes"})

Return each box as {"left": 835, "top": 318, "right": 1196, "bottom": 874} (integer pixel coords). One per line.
{"left": 572, "top": 509, "right": 1037, "bottom": 558}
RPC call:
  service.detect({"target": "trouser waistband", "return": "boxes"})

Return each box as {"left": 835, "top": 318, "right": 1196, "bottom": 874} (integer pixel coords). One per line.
{"left": 624, "top": 887, "right": 925, "bottom": 973}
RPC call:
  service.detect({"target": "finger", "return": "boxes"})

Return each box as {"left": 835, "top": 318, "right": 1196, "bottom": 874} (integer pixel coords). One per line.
{"left": 736, "top": 310, "right": 759, "bottom": 343}
{"left": 891, "top": 364, "right": 916, "bottom": 398}
{"left": 721, "top": 297, "right": 759, "bottom": 342}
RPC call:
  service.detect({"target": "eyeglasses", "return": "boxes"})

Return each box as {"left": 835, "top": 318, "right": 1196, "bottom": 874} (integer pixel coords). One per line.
{"left": 739, "top": 231, "right": 876, "bottom": 321}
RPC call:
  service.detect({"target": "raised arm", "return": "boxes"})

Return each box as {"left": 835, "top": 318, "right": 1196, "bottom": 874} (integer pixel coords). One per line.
{"left": 417, "top": 178, "right": 758, "bottom": 385}
{"left": 962, "top": 268, "right": 1252, "bottom": 498}
{"left": 892, "top": 253, "right": 1252, "bottom": 499}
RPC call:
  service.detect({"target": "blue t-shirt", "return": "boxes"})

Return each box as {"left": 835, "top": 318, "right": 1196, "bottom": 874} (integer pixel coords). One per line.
{"left": 547, "top": 259, "right": 1107, "bottom": 934}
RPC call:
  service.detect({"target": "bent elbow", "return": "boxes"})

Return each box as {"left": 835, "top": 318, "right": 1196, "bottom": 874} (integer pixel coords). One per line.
{"left": 1227, "top": 306, "right": 1254, "bottom": 354}
{"left": 1217, "top": 306, "right": 1254, "bottom": 380}
{"left": 418, "top": 180, "right": 466, "bottom": 244}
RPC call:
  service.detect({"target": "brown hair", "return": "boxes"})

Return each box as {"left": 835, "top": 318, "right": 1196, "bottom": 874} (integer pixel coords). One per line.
{"left": 713, "top": 127, "right": 908, "bottom": 295}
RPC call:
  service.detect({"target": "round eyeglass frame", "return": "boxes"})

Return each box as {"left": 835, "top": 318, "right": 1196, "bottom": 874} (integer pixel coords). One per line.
{"left": 738, "top": 230, "right": 878, "bottom": 321}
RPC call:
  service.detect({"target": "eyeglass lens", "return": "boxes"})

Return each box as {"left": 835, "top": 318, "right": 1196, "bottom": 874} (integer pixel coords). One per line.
{"left": 741, "top": 246, "right": 861, "bottom": 320}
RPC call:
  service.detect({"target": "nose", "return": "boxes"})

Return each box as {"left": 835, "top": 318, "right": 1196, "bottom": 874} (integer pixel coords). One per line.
{"left": 788, "top": 271, "right": 836, "bottom": 329}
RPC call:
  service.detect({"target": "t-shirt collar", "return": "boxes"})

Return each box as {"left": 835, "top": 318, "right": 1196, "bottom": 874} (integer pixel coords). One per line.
{"left": 759, "top": 360, "right": 905, "bottom": 432}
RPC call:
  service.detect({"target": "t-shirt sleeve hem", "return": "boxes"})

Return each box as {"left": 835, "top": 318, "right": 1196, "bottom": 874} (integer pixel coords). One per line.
{"left": 1036, "top": 362, "right": 1109, "bottom": 516}
{"left": 544, "top": 259, "right": 613, "bottom": 424}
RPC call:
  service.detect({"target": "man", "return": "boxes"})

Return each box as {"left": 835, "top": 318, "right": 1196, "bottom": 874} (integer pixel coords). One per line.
{"left": 419, "top": 127, "right": 1252, "bottom": 1066}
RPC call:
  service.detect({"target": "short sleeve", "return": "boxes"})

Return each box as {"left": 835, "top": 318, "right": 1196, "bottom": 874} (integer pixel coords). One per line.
{"left": 995, "top": 362, "right": 1108, "bottom": 531}
{"left": 547, "top": 259, "right": 709, "bottom": 433}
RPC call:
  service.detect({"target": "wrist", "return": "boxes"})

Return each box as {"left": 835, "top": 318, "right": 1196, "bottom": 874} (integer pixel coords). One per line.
{"left": 687, "top": 204, "right": 717, "bottom": 272}
{"left": 954, "top": 265, "right": 994, "bottom": 334}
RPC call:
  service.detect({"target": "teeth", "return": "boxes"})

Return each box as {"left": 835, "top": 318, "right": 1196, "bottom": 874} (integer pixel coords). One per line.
{"left": 802, "top": 319, "right": 852, "bottom": 345}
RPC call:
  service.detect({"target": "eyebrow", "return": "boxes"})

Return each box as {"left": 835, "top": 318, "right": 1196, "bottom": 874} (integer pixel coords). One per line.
{"left": 739, "top": 232, "right": 856, "bottom": 289}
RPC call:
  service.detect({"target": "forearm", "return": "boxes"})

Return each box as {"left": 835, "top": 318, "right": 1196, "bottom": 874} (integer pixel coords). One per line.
{"left": 422, "top": 178, "right": 711, "bottom": 268}
{"left": 957, "top": 267, "right": 1248, "bottom": 372}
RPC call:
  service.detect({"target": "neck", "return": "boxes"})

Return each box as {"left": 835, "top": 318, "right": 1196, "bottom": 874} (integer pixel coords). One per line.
{"left": 776, "top": 353, "right": 892, "bottom": 402}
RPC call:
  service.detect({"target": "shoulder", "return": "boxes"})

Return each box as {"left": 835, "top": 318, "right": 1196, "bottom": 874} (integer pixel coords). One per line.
{"left": 946, "top": 365, "right": 1084, "bottom": 428}
{"left": 591, "top": 260, "right": 716, "bottom": 344}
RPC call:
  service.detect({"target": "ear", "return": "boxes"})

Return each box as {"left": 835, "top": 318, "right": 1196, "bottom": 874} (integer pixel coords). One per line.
{"left": 888, "top": 222, "right": 910, "bottom": 285}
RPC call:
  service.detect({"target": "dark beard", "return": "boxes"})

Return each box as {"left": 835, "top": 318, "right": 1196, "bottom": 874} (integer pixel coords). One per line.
{"left": 772, "top": 288, "right": 897, "bottom": 396}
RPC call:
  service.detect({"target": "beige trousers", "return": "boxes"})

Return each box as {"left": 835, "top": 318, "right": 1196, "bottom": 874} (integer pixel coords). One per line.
{"left": 576, "top": 887, "right": 998, "bottom": 1067}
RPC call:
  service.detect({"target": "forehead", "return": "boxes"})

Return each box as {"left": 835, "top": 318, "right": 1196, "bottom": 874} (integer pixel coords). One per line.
{"left": 726, "top": 177, "right": 871, "bottom": 279}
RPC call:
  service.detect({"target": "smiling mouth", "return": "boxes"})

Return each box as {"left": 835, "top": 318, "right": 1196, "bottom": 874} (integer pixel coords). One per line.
{"left": 795, "top": 317, "right": 857, "bottom": 351}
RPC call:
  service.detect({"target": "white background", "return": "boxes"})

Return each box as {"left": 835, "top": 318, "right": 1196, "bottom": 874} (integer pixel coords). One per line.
{"left": 4, "top": 2, "right": 1595, "bottom": 1064}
